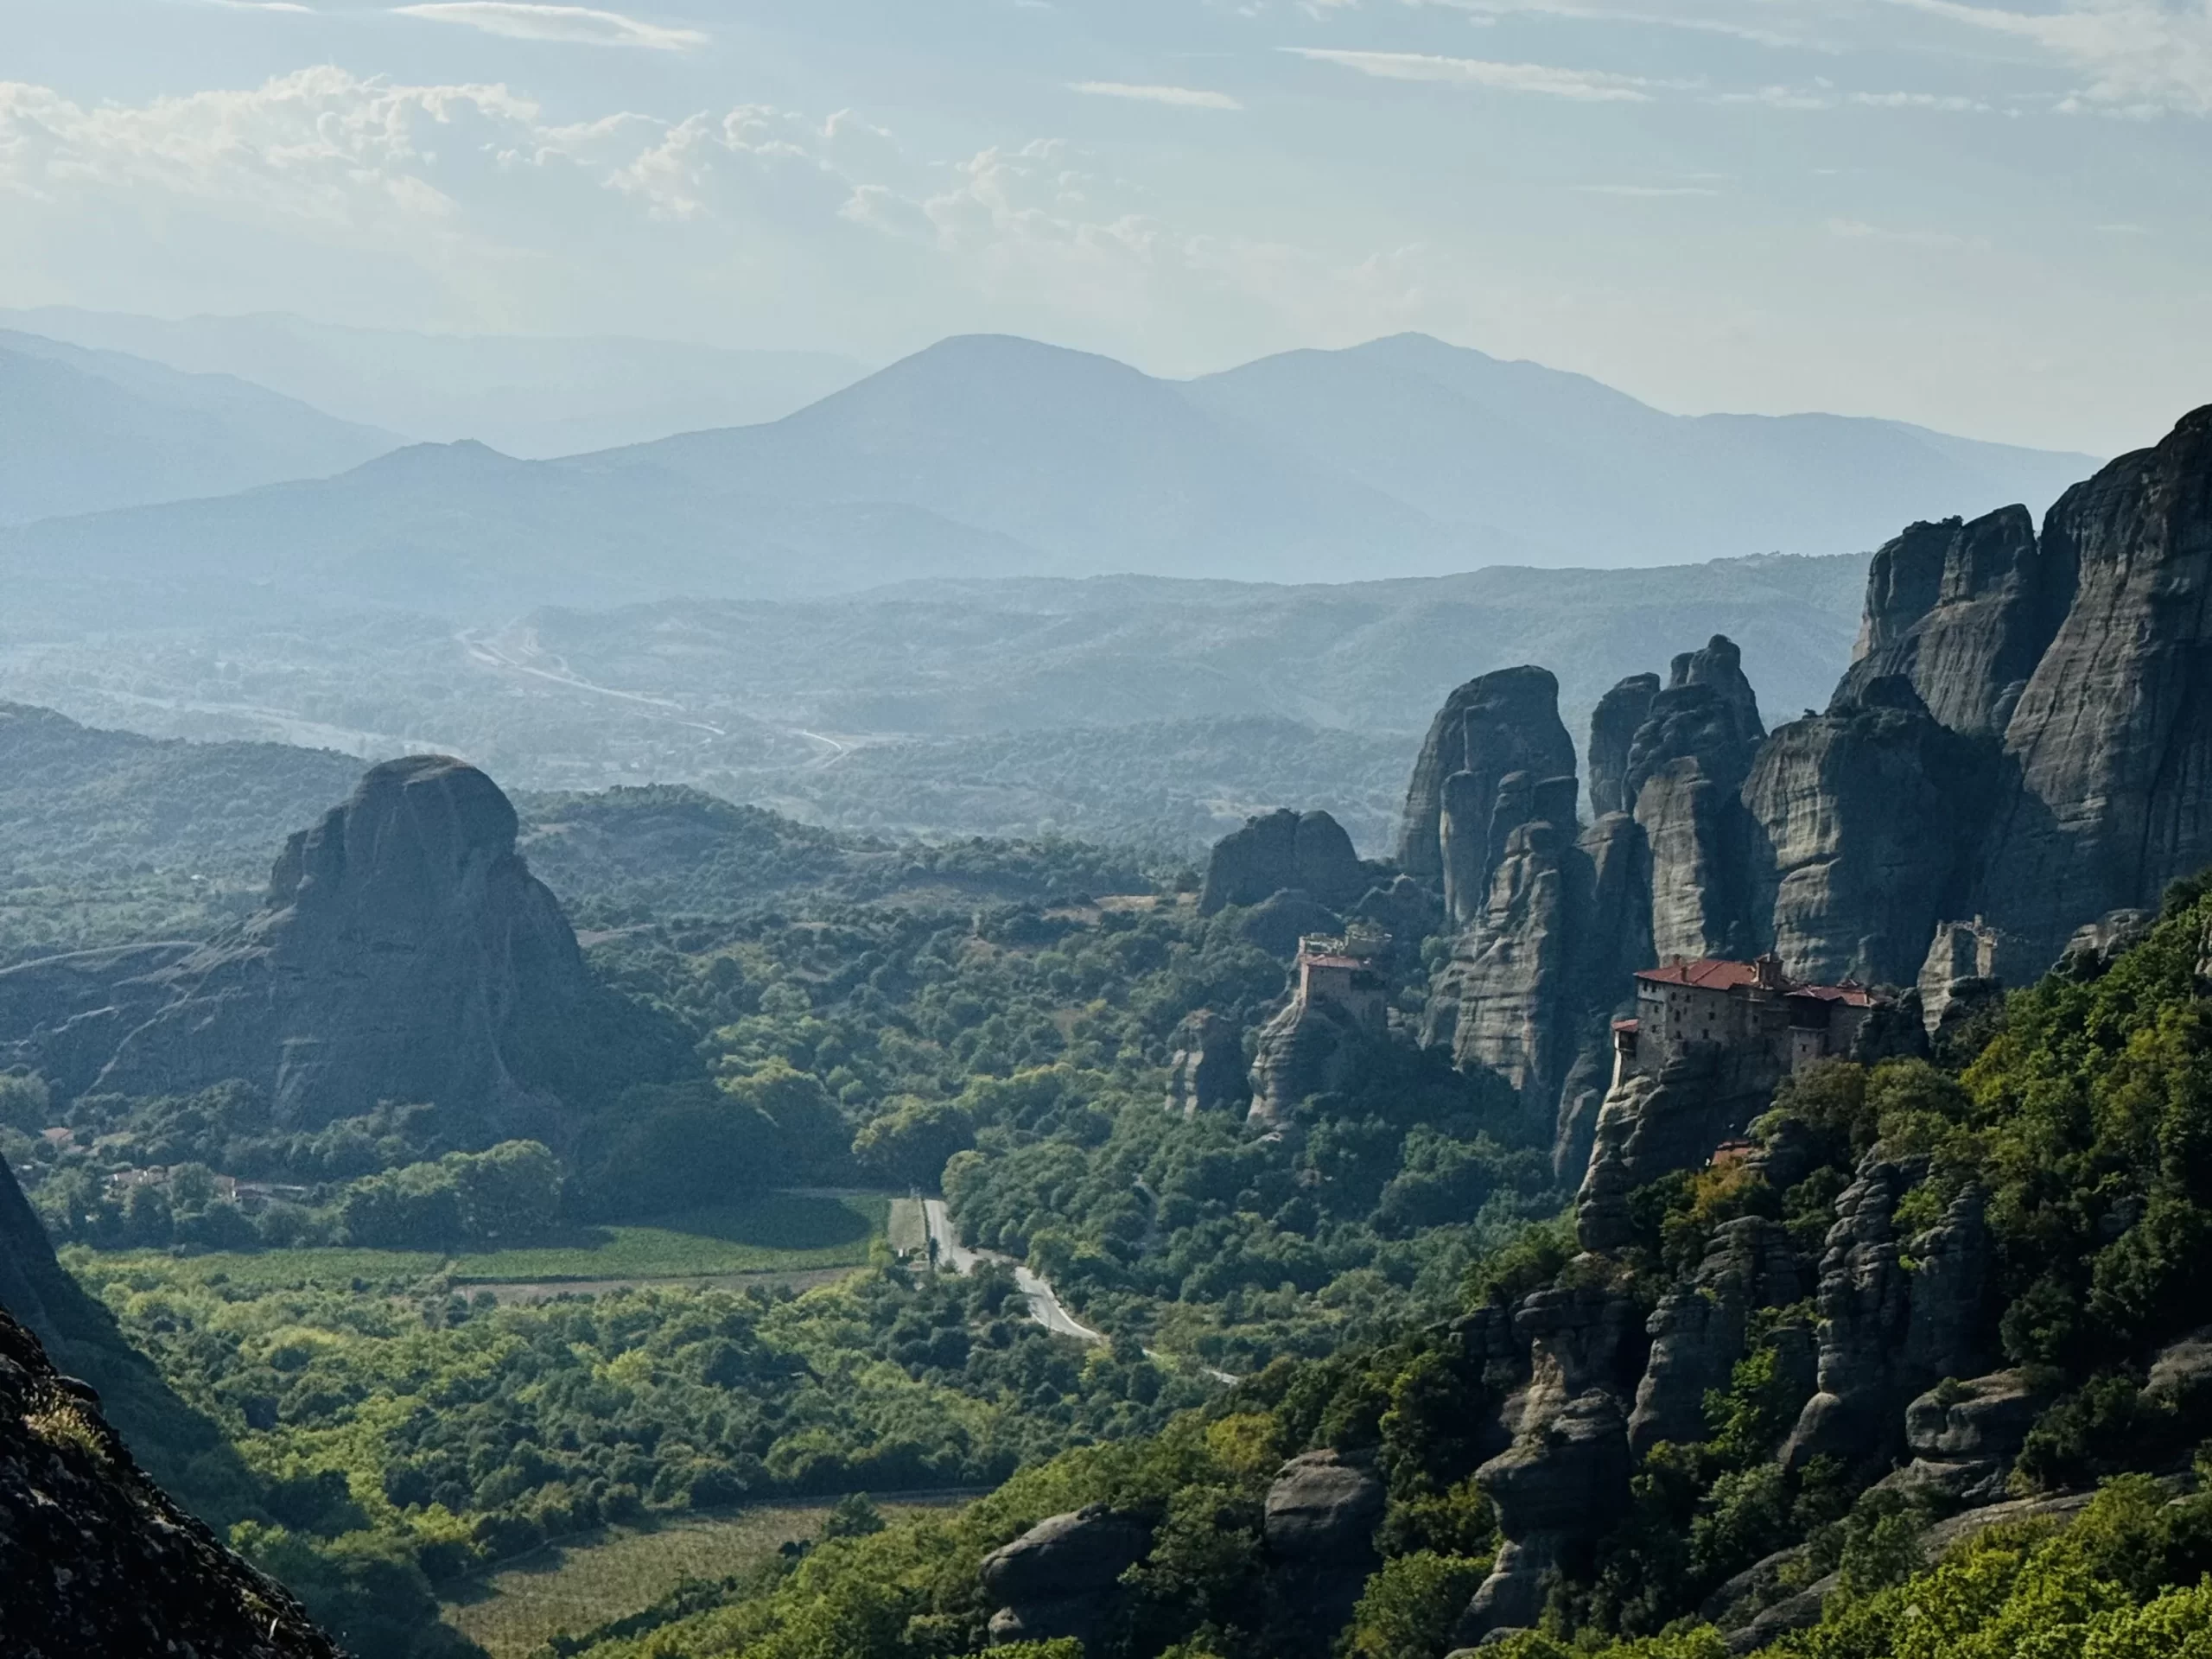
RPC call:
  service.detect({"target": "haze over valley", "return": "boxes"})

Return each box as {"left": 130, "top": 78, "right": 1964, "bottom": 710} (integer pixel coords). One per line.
{"left": 9, "top": 6, "right": 2212, "bottom": 1659}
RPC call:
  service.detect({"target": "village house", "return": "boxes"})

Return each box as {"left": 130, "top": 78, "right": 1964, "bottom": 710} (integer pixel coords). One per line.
{"left": 1611, "top": 953, "right": 1880, "bottom": 1085}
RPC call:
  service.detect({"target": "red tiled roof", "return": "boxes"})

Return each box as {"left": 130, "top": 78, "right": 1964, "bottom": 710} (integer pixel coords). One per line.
{"left": 1636, "top": 957, "right": 1878, "bottom": 1005}
{"left": 1611, "top": 1017, "right": 1640, "bottom": 1033}
{"left": 1302, "top": 955, "right": 1369, "bottom": 971}
{"left": 1636, "top": 958, "right": 1764, "bottom": 990}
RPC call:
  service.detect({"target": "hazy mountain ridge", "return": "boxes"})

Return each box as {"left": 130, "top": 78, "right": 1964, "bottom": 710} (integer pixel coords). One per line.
{"left": 0, "top": 330, "right": 2097, "bottom": 608}
{"left": 1, "top": 307, "right": 868, "bottom": 459}
{"left": 0, "top": 329, "right": 397, "bottom": 524}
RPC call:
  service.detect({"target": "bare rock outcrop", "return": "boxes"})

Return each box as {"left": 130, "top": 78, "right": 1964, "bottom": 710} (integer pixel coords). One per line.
{"left": 1397, "top": 666, "right": 1577, "bottom": 919}
{"left": 1629, "top": 1217, "right": 1808, "bottom": 1455}
{"left": 1781, "top": 1160, "right": 1990, "bottom": 1475}
{"left": 1833, "top": 505, "right": 2070, "bottom": 737}
{"left": 1975, "top": 406, "right": 2212, "bottom": 974}
{"left": 1575, "top": 1047, "right": 1787, "bottom": 1251}
{"left": 1200, "top": 808, "right": 1366, "bottom": 916}
{"left": 1248, "top": 995, "right": 1377, "bottom": 1127}
{"left": 0, "top": 1300, "right": 340, "bottom": 1659}
{"left": 8, "top": 755, "right": 680, "bottom": 1137}
{"left": 1918, "top": 919, "right": 2001, "bottom": 1039}
{"left": 1164, "top": 1009, "right": 1248, "bottom": 1117}
{"left": 1625, "top": 639, "right": 1766, "bottom": 963}
{"left": 1589, "top": 673, "right": 1662, "bottom": 818}
{"left": 1879, "top": 1369, "right": 2051, "bottom": 1506}
{"left": 981, "top": 1504, "right": 1152, "bottom": 1648}
{"left": 1742, "top": 676, "right": 1993, "bottom": 987}
{"left": 1264, "top": 1450, "right": 1387, "bottom": 1654}
{"left": 1459, "top": 1286, "right": 1641, "bottom": 1642}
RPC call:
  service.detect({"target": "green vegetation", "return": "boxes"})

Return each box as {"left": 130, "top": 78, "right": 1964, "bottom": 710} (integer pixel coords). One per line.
{"left": 73, "top": 1251, "right": 1212, "bottom": 1659}
{"left": 442, "top": 1499, "right": 960, "bottom": 1659}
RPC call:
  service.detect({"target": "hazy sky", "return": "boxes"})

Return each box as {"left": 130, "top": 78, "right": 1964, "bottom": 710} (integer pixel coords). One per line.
{"left": 6, "top": 0, "right": 2209, "bottom": 453}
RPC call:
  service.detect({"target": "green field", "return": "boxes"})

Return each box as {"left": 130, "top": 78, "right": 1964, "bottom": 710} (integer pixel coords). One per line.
{"left": 68, "top": 1194, "right": 891, "bottom": 1289}
{"left": 452, "top": 1195, "right": 889, "bottom": 1281}
{"left": 442, "top": 1498, "right": 964, "bottom": 1659}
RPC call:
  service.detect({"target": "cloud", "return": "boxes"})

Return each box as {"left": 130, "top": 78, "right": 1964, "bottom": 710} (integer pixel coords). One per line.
{"left": 390, "top": 3, "right": 708, "bottom": 49}
{"left": 1069, "top": 82, "right": 1244, "bottom": 110}
{"left": 1282, "top": 47, "right": 1662, "bottom": 99}
{"left": 1719, "top": 83, "right": 1995, "bottom": 111}
{"left": 1879, "top": 0, "right": 2212, "bottom": 115}
{"left": 1440, "top": 0, "right": 1835, "bottom": 52}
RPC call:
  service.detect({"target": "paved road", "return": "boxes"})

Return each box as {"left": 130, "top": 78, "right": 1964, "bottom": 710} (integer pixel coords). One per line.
{"left": 921, "top": 1198, "right": 1108, "bottom": 1344}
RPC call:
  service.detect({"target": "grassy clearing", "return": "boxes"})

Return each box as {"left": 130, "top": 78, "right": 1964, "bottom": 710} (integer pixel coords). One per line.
{"left": 887, "top": 1196, "right": 927, "bottom": 1259}
{"left": 442, "top": 1498, "right": 963, "bottom": 1659}
{"left": 69, "top": 1195, "right": 891, "bottom": 1290}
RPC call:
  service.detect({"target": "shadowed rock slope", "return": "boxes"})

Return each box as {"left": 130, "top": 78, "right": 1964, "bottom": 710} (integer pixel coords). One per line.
{"left": 0, "top": 1293, "right": 341, "bottom": 1659}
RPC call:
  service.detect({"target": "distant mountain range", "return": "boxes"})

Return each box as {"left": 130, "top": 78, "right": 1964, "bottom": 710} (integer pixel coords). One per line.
{"left": 0, "top": 325, "right": 2106, "bottom": 613}
{"left": 1, "top": 308, "right": 868, "bottom": 460}
{"left": 0, "top": 329, "right": 395, "bottom": 524}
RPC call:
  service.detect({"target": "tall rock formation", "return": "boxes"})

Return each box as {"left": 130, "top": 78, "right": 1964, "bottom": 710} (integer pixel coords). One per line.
{"left": 1832, "top": 505, "right": 2071, "bottom": 738}
{"left": 1976, "top": 408, "right": 2212, "bottom": 973}
{"left": 2, "top": 755, "right": 684, "bottom": 1135}
{"left": 1589, "top": 674, "right": 1661, "bottom": 818}
{"left": 1397, "top": 667, "right": 1576, "bottom": 919}
{"left": 1743, "top": 676, "right": 1992, "bottom": 987}
{"left": 1625, "top": 638, "right": 1766, "bottom": 963}
{"left": 0, "top": 1300, "right": 341, "bottom": 1659}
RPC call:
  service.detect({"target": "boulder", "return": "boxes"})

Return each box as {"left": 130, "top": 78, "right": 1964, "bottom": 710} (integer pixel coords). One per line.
{"left": 1575, "top": 1047, "right": 1785, "bottom": 1252}
{"left": 981, "top": 1504, "right": 1151, "bottom": 1649}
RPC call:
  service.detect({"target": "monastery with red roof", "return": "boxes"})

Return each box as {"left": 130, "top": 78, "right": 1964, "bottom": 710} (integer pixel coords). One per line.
{"left": 1611, "top": 952, "right": 1880, "bottom": 1086}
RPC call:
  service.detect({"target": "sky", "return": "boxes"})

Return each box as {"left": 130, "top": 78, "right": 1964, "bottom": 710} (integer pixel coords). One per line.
{"left": 4, "top": 0, "right": 2209, "bottom": 454}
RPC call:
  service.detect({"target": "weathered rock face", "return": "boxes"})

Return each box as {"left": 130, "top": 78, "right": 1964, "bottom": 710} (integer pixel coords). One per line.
{"left": 1575, "top": 1049, "right": 1787, "bottom": 1251}
{"left": 0, "top": 1161, "right": 253, "bottom": 1522}
{"left": 1834, "top": 506, "right": 2069, "bottom": 737}
{"left": 1630, "top": 1217, "right": 1808, "bottom": 1455}
{"left": 3, "top": 756, "right": 678, "bottom": 1135}
{"left": 1460, "top": 1286, "right": 1642, "bottom": 1641}
{"left": 0, "top": 1300, "right": 340, "bottom": 1659}
{"left": 1397, "top": 666, "right": 1577, "bottom": 916}
{"left": 1882, "top": 1370, "right": 2050, "bottom": 1507}
{"left": 981, "top": 1504, "right": 1152, "bottom": 1649}
{"left": 1589, "top": 674, "right": 1662, "bottom": 818}
{"left": 1743, "top": 677, "right": 1993, "bottom": 987}
{"left": 1164, "top": 1010, "right": 1248, "bottom": 1117}
{"left": 1248, "top": 995, "right": 1376, "bottom": 1127}
{"left": 1201, "top": 808, "right": 1366, "bottom": 916}
{"left": 1780, "top": 1160, "right": 1990, "bottom": 1475}
{"left": 1977, "top": 408, "right": 2212, "bottom": 973}
{"left": 1918, "top": 919, "right": 2001, "bottom": 1039}
{"left": 1626, "top": 639, "right": 1767, "bottom": 963}
{"left": 1263, "top": 1450, "right": 1387, "bottom": 1654}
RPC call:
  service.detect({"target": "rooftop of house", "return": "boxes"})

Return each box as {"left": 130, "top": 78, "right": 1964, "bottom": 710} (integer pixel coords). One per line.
{"left": 1636, "top": 956, "right": 1878, "bottom": 1007}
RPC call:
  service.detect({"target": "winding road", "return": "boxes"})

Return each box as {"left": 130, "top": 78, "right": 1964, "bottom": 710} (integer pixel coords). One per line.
{"left": 920, "top": 1198, "right": 1107, "bottom": 1343}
